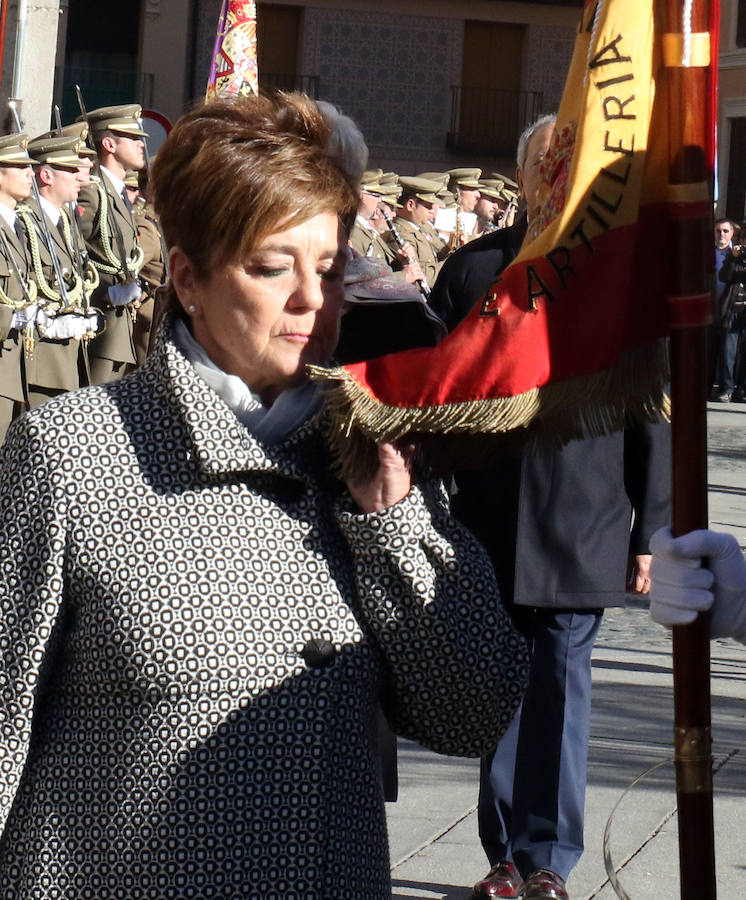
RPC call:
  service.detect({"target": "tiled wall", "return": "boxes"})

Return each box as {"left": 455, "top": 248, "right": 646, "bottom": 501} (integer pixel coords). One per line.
{"left": 302, "top": 8, "right": 463, "bottom": 164}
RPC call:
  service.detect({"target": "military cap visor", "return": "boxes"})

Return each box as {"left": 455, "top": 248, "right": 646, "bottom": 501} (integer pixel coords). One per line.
{"left": 81, "top": 104, "right": 148, "bottom": 138}
{"left": 448, "top": 167, "right": 482, "bottom": 188}
{"left": 491, "top": 172, "right": 518, "bottom": 190}
{"left": 478, "top": 186, "right": 502, "bottom": 201}
{"left": 398, "top": 176, "right": 441, "bottom": 205}
{"left": 0, "top": 133, "right": 37, "bottom": 166}
{"left": 29, "top": 136, "right": 90, "bottom": 170}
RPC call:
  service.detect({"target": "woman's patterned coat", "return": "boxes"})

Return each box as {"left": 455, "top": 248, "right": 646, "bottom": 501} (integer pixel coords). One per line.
{"left": 0, "top": 322, "right": 527, "bottom": 899}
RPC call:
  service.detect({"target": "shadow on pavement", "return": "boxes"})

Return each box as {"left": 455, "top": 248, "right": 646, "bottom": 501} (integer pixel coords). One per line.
{"left": 391, "top": 879, "right": 474, "bottom": 899}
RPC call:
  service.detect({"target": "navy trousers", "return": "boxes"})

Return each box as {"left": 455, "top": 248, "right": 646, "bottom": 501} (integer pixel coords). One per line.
{"left": 478, "top": 608, "right": 603, "bottom": 880}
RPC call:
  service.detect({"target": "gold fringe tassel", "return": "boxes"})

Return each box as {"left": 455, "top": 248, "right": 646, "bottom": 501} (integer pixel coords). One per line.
{"left": 309, "top": 341, "right": 670, "bottom": 481}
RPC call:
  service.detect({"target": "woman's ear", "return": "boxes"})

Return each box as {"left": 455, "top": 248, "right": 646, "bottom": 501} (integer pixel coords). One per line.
{"left": 169, "top": 246, "right": 200, "bottom": 316}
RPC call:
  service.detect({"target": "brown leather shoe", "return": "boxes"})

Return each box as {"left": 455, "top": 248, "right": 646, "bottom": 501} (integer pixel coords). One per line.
{"left": 523, "top": 868, "right": 569, "bottom": 900}
{"left": 472, "top": 860, "right": 524, "bottom": 898}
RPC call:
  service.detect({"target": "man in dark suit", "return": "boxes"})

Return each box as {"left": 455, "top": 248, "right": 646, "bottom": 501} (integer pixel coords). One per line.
{"left": 77, "top": 104, "right": 147, "bottom": 385}
{"left": 428, "top": 115, "right": 671, "bottom": 900}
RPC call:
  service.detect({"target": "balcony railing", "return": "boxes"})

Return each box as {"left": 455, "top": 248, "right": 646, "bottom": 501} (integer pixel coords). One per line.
{"left": 258, "top": 73, "right": 320, "bottom": 98}
{"left": 448, "top": 86, "right": 544, "bottom": 155}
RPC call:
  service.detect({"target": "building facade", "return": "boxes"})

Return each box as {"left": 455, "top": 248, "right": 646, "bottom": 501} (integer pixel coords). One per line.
{"left": 0, "top": 0, "right": 740, "bottom": 211}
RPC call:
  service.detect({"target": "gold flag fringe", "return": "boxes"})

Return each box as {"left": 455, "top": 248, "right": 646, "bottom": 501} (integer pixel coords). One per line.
{"left": 310, "top": 340, "right": 670, "bottom": 481}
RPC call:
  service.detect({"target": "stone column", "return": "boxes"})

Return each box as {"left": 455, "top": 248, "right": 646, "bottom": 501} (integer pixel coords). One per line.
{"left": 2, "top": 0, "right": 62, "bottom": 137}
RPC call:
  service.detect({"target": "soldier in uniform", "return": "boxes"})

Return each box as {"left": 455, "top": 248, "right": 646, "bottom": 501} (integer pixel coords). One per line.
{"left": 0, "top": 133, "right": 38, "bottom": 440}
{"left": 349, "top": 169, "right": 397, "bottom": 262}
{"left": 124, "top": 168, "right": 167, "bottom": 362}
{"left": 17, "top": 135, "right": 102, "bottom": 406}
{"left": 76, "top": 104, "right": 147, "bottom": 384}
{"left": 390, "top": 176, "right": 448, "bottom": 289}
{"left": 349, "top": 170, "right": 425, "bottom": 287}
{"left": 447, "top": 167, "right": 482, "bottom": 214}
{"left": 473, "top": 180, "right": 502, "bottom": 239}
{"left": 417, "top": 172, "right": 450, "bottom": 255}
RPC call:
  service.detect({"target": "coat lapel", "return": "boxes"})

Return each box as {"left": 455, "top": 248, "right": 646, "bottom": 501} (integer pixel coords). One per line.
{"left": 152, "top": 318, "right": 325, "bottom": 484}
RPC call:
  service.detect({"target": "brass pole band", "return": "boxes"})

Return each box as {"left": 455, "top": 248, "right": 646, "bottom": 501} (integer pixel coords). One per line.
{"left": 673, "top": 726, "right": 713, "bottom": 794}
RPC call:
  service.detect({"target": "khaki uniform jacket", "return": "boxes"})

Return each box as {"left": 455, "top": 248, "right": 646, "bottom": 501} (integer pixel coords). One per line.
{"left": 18, "top": 200, "right": 84, "bottom": 394}
{"left": 349, "top": 222, "right": 399, "bottom": 266}
{"left": 77, "top": 175, "right": 139, "bottom": 368}
{"left": 0, "top": 216, "right": 33, "bottom": 402}
{"left": 132, "top": 202, "right": 167, "bottom": 365}
{"left": 421, "top": 221, "right": 448, "bottom": 256}
{"left": 386, "top": 218, "right": 443, "bottom": 288}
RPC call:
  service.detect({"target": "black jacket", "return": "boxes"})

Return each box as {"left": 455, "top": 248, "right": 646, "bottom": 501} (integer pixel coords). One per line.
{"left": 428, "top": 219, "right": 671, "bottom": 609}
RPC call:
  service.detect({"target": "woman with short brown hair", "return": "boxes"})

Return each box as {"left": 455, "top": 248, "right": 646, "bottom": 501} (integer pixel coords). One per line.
{"left": 0, "top": 93, "right": 526, "bottom": 898}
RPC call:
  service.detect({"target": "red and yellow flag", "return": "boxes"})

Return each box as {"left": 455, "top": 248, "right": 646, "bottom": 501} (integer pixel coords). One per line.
{"left": 313, "top": 0, "right": 718, "bottom": 472}
{"left": 205, "top": 0, "right": 258, "bottom": 101}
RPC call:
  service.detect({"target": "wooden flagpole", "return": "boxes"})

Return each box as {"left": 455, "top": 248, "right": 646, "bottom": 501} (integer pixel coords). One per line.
{"left": 666, "top": 0, "right": 719, "bottom": 896}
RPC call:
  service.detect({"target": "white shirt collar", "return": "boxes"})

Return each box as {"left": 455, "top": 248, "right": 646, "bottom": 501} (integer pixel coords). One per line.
{"left": 0, "top": 202, "right": 16, "bottom": 232}
{"left": 355, "top": 213, "right": 376, "bottom": 232}
{"left": 100, "top": 165, "right": 125, "bottom": 199}
{"left": 39, "top": 195, "right": 61, "bottom": 227}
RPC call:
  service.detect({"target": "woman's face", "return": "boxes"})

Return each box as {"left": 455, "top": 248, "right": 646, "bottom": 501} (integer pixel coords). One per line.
{"left": 186, "top": 211, "right": 347, "bottom": 405}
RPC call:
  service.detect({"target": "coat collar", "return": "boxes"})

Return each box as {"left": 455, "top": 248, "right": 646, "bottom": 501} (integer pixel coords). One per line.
{"left": 147, "top": 315, "right": 333, "bottom": 486}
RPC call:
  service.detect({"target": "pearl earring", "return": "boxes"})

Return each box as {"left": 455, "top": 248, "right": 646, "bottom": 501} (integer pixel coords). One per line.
{"left": 188, "top": 305, "right": 197, "bottom": 314}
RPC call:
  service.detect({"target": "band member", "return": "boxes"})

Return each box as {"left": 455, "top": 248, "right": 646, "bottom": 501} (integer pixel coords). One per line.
{"left": 388, "top": 176, "right": 447, "bottom": 289}
{"left": 76, "top": 104, "right": 147, "bottom": 384}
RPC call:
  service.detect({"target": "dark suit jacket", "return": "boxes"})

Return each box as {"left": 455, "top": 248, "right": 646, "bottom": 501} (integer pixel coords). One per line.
{"left": 429, "top": 218, "right": 671, "bottom": 609}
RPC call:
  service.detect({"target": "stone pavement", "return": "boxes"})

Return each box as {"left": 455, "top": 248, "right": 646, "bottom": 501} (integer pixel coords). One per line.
{"left": 386, "top": 401, "right": 746, "bottom": 899}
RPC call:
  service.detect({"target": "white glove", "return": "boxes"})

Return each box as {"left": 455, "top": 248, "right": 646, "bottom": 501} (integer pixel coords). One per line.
{"left": 41, "top": 313, "right": 90, "bottom": 341}
{"left": 107, "top": 281, "right": 142, "bottom": 307}
{"left": 84, "top": 308, "right": 105, "bottom": 336}
{"left": 650, "top": 527, "right": 746, "bottom": 642}
{"left": 11, "top": 303, "right": 38, "bottom": 331}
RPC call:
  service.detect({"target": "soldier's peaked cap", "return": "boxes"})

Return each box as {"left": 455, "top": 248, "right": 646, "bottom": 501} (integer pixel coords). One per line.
{"left": 36, "top": 123, "right": 97, "bottom": 156}
{"left": 398, "top": 176, "right": 441, "bottom": 204}
{"left": 447, "top": 167, "right": 482, "bottom": 188}
{"left": 0, "top": 132, "right": 37, "bottom": 166}
{"left": 79, "top": 104, "right": 148, "bottom": 138}
{"left": 28, "top": 135, "right": 89, "bottom": 170}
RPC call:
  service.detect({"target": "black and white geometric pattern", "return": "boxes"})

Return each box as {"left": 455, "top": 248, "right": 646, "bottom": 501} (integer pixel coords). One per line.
{"left": 0, "top": 319, "right": 527, "bottom": 898}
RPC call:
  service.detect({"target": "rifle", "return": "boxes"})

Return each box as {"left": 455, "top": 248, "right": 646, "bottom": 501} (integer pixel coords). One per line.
{"left": 54, "top": 103, "right": 91, "bottom": 301}
{"left": 8, "top": 100, "right": 70, "bottom": 309}
{"left": 379, "top": 208, "right": 431, "bottom": 300}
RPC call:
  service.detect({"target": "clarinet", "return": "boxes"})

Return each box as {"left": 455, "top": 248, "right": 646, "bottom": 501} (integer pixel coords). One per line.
{"left": 380, "top": 208, "right": 431, "bottom": 300}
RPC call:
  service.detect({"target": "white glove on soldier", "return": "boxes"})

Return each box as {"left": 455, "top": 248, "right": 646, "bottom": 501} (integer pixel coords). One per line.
{"left": 11, "top": 303, "right": 38, "bottom": 331}
{"left": 107, "top": 281, "right": 142, "bottom": 307}
{"left": 650, "top": 527, "right": 746, "bottom": 643}
{"left": 40, "top": 313, "right": 90, "bottom": 341}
